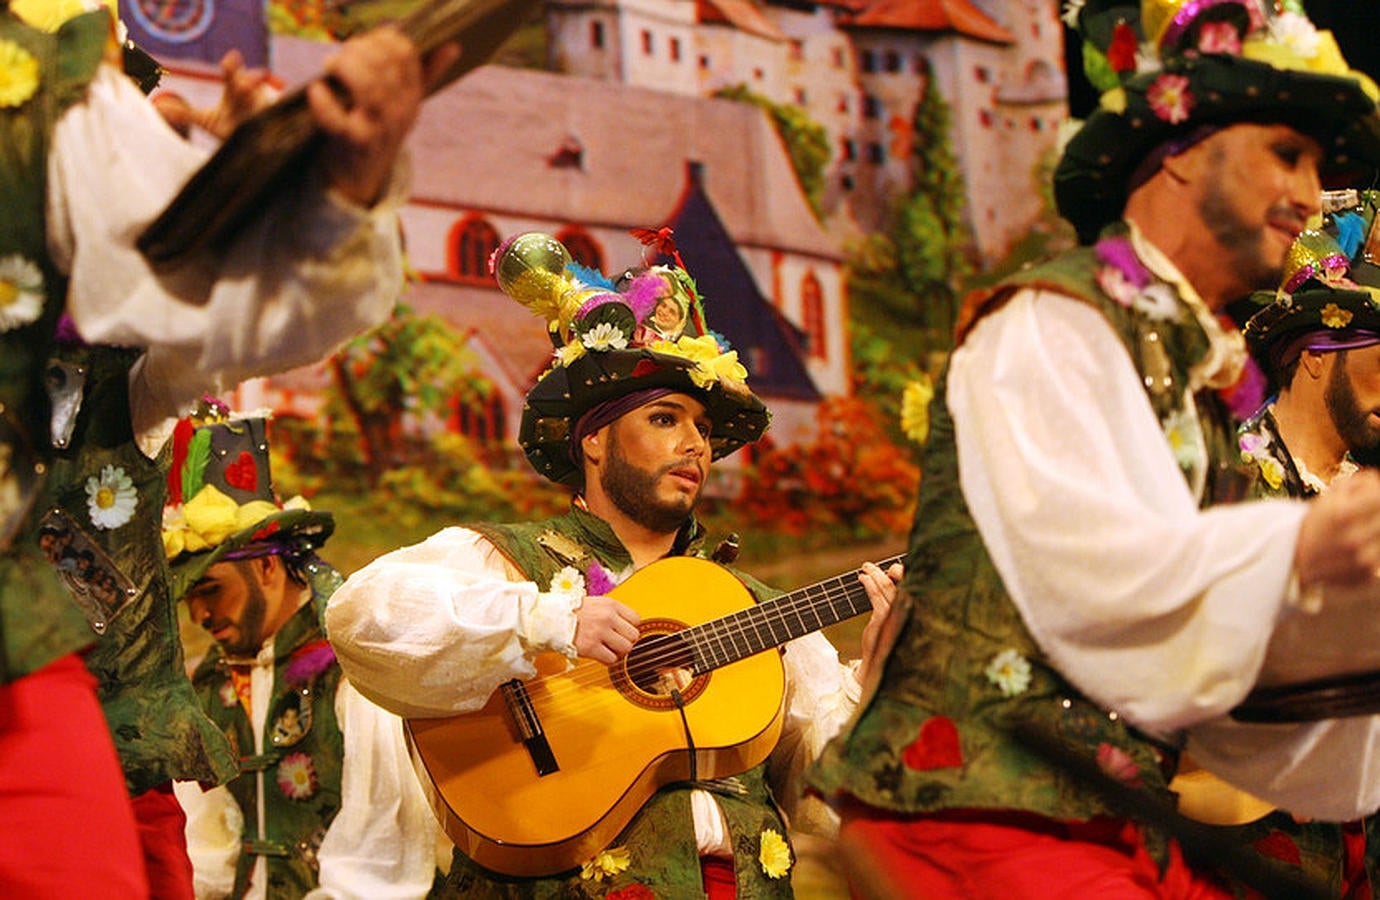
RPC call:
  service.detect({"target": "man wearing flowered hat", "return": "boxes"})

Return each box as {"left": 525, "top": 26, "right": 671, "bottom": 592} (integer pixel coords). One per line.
{"left": 163, "top": 414, "right": 443, "bottom": 900}
{"left": 0, "top": 1, "right": 454, "bottom": 895}
{"left": 806, "top": 1, "right": 1380, "bottom": 896}
{"left": 325, "top": 232, "right": 900, "bottom": 898}
{"left": 1239, "top": 225, "right": 1380, "bottom": 496}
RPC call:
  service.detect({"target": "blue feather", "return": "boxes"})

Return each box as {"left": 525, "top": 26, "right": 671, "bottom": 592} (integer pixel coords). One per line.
{"left": 1333, "top": 211, "right": 1366, "bottom": 260}
{"left": 567, "top": 262, "right": 617, "bottom": 292}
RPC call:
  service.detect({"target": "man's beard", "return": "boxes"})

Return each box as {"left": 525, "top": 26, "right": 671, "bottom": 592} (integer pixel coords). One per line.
{"left": 1326, "top": 352, "right": 1380, "bottom": 454}
{"left": 600, "top": 436, "right": 700, "bottom": 535}
{"left": 222, "top": 562, "right": 269, "bottom": 656}
{"left": 1197, "top": 151, "right": 1286, "bottom": 292}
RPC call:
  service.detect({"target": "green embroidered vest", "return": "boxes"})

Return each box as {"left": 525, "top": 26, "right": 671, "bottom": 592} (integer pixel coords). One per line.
{"left": 47, "top": 341, "right": 237, "bottom": 792}
{"left": 192, "top": 563, "right": 346, "bottom": 898}
{"left": 436, "top": 507, "right": 793, "bottom": 899}
{"left": 0, "top": 10, "right": 110, "bottom": 683}
{"left": 809, "top": 236, "right": 1247, "bottom": 833}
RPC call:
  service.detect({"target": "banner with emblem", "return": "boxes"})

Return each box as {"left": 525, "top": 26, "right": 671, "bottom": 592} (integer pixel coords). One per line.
{"left": 119, "top": 0, "right": 268, "bottom": 68}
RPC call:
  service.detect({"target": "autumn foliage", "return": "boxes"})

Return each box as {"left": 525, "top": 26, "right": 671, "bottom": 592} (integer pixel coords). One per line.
{"left": 737, "top": 396, "right": 918, "bottom": 539}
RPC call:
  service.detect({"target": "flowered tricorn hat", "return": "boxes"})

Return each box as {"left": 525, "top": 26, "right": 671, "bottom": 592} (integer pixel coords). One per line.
{"left": 1056, "top": 0, "right": 1380, "bottom": 243}
{"left": 491, "top": 229, "right": 770, "bottom": 486}
{"left": 1244, "top": 202, "right": 1380, "bottom": 376}
{"left": 160, "top": 408, "right": 332, "bottom": 601}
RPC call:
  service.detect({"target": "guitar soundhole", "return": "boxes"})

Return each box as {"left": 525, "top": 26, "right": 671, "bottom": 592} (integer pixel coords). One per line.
{"left": 613, "top": 622, "right": 708, "bottom": 710}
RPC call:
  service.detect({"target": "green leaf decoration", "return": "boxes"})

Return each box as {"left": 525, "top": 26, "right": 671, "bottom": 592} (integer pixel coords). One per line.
{"left": 182, "top": 428, "right": 211, "bottom": 502}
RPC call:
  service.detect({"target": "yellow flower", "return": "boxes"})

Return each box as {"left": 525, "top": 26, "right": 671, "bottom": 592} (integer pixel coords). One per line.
{"left": 167, "top": 484, "right": 278, "bottom": 557}
{"left": 1099, "top": 86, "right": 1127, "bottom": 114}
{"left": 0, "top": 40, "right": 40, "bottom": 109}
{"left": 759, "top": 829, "right": 791, "bottom": 879}
{"left": 557, "top": 339, "right": 587, "bottom": 367}
{"left": 12, "top": 0, "right": 113, "bottom": 31}
{"left": 649, "top": 335, "right": 747, "bottom": 389}
{"left": 1321, "top": 302, "right": 1353, "bottom": 329}
{"left": 1259, "top": 456, "right": 1284, "bottom": 491}
{"left": 580, "top": 846, "right": 631, "bottom": 882}
{"left": 900, "top": 376, "right": 935, "bottom": 445}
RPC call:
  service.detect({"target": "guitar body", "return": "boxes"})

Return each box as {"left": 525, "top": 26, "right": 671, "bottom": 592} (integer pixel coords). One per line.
{"left": 405, "top": 557, "right": 787, "bottom": 877}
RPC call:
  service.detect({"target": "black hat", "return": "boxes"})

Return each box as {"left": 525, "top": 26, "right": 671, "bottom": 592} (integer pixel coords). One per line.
{"left": 1056, "top": 1, "right": 1380, "bottom": 242}
{"left": 493, "top": 232, "right": 770, "bottom": 486}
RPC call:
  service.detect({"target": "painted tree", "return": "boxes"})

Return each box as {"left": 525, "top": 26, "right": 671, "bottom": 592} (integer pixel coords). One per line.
{"left": 848, "top": 59, "right": 974, "bottom": 359}
{"left": 325, "top": 304, "right": 494, "bottom": 486}
{"left": 715, "top": 84, "right": 831, "bottom": 219}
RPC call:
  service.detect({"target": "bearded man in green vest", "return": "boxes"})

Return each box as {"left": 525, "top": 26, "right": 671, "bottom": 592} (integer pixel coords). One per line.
{"left": 326, "top": 233, "right": 900, "bottom": 898}
{"left": 163, "top": 413, "right": 443, "bottom": 899}
{"left": 0, "top": 2, "right": 454, "bottom": 895}
{"left": 806, "top": 1, "right": 1380, "bottom": 897}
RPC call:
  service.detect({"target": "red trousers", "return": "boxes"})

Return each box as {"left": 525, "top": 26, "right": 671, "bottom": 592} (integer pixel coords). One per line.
{"left": 702, "top": 856, "right": 736, "bottom": 899}
{"left": 133, "top": 781, "right": 195, "bottom": 899}
{"left": 839, "top": 806, "right": 1237, "bottom": 900}
{"left": 0, "top": 653, "right": 146, "bottom": 897}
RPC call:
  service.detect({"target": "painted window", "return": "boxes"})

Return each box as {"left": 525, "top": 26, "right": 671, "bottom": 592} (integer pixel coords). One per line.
{"left": 801, "top": 271, "right": 825, "bottom": 359}
{"left": 450, "top": 218, "right": 500, "bottom": 283}
{"left": 556, "top": 229, "right": 605, "bottom": 272}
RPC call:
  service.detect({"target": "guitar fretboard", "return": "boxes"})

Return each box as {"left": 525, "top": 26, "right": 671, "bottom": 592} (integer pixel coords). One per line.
{"left": 686, "top": 555, "right": 903, "bottom": 673}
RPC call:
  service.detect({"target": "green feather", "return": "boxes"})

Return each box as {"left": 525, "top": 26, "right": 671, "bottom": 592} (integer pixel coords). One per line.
{"left": 182, "top": 429, "right": 211, "bottom": 501}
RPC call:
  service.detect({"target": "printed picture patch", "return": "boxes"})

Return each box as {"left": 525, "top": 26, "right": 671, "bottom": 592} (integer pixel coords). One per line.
{"left": 36, "top": 507, "right": 137, "bottom": 633}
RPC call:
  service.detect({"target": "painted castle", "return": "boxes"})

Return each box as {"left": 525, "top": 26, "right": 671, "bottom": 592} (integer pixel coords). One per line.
{"left": 146, "top": 0, "right": 1069, "bottom": 460}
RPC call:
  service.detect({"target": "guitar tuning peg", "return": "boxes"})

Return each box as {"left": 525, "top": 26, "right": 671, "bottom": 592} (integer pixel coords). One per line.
{"left": 711, "top": 533, "right": 740, "bottom": 564}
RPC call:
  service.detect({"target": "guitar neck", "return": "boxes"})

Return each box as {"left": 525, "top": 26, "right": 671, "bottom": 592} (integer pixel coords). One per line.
{"left": 687, "top": 554, "right": 903, "bottom": 674}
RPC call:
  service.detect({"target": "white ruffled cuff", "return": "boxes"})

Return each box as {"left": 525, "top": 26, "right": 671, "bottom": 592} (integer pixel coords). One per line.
{"left": 520, "top": 590, "right": 581, "bottom": 659}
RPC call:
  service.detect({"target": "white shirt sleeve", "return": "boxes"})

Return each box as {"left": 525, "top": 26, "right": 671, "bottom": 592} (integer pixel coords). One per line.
{"left": 173, "top": 780, "right": 243, "bottom": 900}
{"left": 768, "top": 632, "right": 861, "bottom": 838}
{"left": 323, "top": 527, "right": 581, "bottom": 719}
{"left": 306, "top": 680, "right": 447, "bottom": 900}
{"left": 47, "top": 66, "right": 406, "bottom": 440}
{"left": 952, "top": 289, "right": 1380, "bottom": 819}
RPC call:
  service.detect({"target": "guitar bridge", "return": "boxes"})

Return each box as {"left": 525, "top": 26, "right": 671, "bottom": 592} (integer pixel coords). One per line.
{"left": 501, "top": 679, "right": 559, "bottom": 776}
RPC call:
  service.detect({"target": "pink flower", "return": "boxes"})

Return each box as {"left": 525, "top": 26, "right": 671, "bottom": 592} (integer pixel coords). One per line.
{"left": 276, "top": 752, "right": 318, "bottom": 800}
{"left": 1196, "top": 21, "right": 1242, "bottom": 56}
{"left": 586, "top": 561, "right": 617, "bottom": 597}
{"left": 1096, "top": 266, "right": 1138, "bottom": 308}
{"left": 1096, "top": 742, "right": 1143, "bottom": 787}
{"left": 1147, "top": 74, "right": 1194, "bottom": 125}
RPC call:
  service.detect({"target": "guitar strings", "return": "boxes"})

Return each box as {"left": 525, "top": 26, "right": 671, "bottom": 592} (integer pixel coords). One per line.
{"left": 501, "top": 557, "right": 903, "bottom": 720}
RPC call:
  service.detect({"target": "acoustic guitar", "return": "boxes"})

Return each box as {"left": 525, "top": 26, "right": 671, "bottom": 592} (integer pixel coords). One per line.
{"left": 405, "top": 553, "right": 901, "bottom": 877}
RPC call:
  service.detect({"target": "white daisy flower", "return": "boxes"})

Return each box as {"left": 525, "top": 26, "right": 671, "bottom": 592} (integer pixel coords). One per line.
{"left": 0, "top": 254, "right": 44, "bottom": 332}
{"left": 1059, "top": 0, "right": 1085, "bottom": 29}
{"left": 983, "top": 648, "right": 1032, "bottom": 697}
{"left": 86, "top": 464, "right": 137, "bottom": 530}
{"left": 580, "top": 322, "right": 628, "bottom": 352}
{"left": 1133, "top": 283, "right": 1182, "bottom": 321}
{"left": 1269, "top": 12, "right": 1321, "bottom": 60}
{"left": 549, "top": 565, "right": 586, "bottom": 599}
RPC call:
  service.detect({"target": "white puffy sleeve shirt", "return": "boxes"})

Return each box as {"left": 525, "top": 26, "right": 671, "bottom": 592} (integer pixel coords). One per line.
{"left": 46, "top": 66, "right": 406, "bottom": 446}
{"left": 952, "top": 288, "right": 1380, "bottom": 821}
{"left": 324, "top": 527, "right": 862, "bottom": 846}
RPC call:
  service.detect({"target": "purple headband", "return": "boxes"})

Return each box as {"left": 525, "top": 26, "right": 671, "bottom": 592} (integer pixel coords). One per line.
{"left": 569, "top": 388, "right": 677, "bottom": 467}
{"left": 1127, "top": 124, "right": 1224, "bottom": 195}
{"left": 1272, "top": 328, "right": 1380, "bottom": 370}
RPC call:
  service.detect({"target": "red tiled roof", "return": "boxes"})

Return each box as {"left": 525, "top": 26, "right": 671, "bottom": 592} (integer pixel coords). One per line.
{"left": 697, "top": 0, "right": 789, "bottom": 41}
{"left": 845, "top": 0, "right": 1014, "bottom": 45}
